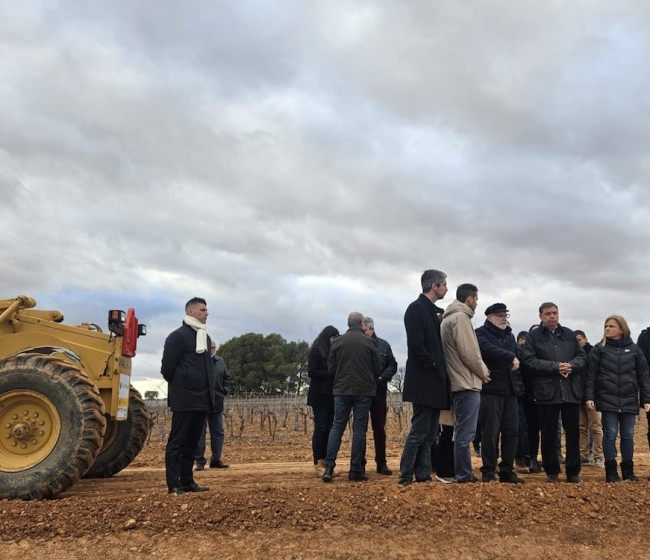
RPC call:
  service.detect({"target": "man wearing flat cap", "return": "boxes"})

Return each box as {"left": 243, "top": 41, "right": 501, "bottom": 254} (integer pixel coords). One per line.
{"left": 475, "top": 303, "right": 526, "bottom": 483}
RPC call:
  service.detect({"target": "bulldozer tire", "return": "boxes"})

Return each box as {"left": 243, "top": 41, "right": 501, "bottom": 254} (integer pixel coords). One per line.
{"left": 0, "top": 355, "right": 106, "bottom": 500}
{"left": 84, "top": 386, "right": 151, "bottom": 478}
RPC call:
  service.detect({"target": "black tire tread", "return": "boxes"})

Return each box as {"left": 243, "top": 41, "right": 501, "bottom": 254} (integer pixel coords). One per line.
{"left": 0, "top": 354, "right": 106, "bottom": 500}
{"left": 84, "top": 387, "right": 151, "bottom": 478}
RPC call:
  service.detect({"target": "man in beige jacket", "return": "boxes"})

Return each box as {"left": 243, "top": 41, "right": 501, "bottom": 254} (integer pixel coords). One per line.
{"left": 441, "top": 283, "right": 490, "bottom": 483}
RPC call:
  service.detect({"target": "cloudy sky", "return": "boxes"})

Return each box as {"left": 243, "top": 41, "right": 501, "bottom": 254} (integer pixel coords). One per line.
{"left": 3, "top": 1, "right": 650, "bottom": 396}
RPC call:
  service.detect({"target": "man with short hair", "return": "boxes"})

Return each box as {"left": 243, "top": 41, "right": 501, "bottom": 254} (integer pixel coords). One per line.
{"left": 475, "top": 303, "right": 525, "bottom": 483}
{"left": 574, "top": 330, "right": 603, "bottom": 467}
{"left": 361, "top": 317, "right": 398, "bottom": 475}
{"left": 398, "top": 269, "right": 451, "bottom": 485}
{"left": 161, "top": 297, "right": 218, "bottom": 495}
{"left": 522, "top": 303, "right": 587, "bottom": 483}
{"left": 322, "top": 312, "right": 381, "bottom": 482}
{"left": 441, "top": 284, "right": 490, "bottom": 483}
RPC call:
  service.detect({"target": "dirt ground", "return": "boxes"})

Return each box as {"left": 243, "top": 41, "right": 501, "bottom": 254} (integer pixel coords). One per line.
{"left": 2, "top": 413, "right": 650, "bottom": 560}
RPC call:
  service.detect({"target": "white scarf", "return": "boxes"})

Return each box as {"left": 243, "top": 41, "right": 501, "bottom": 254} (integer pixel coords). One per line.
{"left": 183, "top": 315, "right": 208, "bottom": 354}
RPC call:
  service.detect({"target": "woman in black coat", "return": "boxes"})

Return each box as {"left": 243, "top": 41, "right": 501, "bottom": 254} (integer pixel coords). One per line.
{"left": 307, "top": 325, "right": 339, "bottom": 476}
{"left": 586, "top": 315, "right": 650, "bottom": 482}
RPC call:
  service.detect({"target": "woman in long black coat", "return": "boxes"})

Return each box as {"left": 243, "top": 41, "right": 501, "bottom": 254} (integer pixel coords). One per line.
{"left": 307, "top": 325, "right": 339, "bottom": 476}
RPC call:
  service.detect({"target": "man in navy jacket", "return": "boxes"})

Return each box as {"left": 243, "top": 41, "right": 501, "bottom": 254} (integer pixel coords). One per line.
{"left": 476, "top": 303, "right": 525, "bottom": 484}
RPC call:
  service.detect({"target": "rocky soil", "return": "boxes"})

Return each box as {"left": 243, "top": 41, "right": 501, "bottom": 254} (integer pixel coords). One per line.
{"left": 2, "top": 415, "right": 650, "bottom": 559}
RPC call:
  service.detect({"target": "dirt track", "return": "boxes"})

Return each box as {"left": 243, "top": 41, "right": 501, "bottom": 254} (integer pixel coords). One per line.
{"left": 2, "top": 422, "right": 650, "bottom": 559}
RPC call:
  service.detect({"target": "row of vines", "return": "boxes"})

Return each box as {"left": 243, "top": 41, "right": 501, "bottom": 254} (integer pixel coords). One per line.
{"left": 146, "top": 395, "right": 414, "bottom": 442}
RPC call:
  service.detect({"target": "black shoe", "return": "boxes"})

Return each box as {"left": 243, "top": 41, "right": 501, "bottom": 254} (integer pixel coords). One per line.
{"left": 482, "top": 473, "right": 497, "bottom": 483}
{"left": 322, "top": 466, "right": 334, "bottom": 482}
{"left": 168, "top": 487, "right": 186, "bottom": 495}
{"left": 376, "top": 463, "right": 393, "bottom": 475}
{"left": 210, "top": 460, "right": 229, "bottom": 469}
{"left": 415, "top": 476, "right": 432, "bottom": 483}
{"left": 348, "top": 471, "right": 369, "bottom": 482}
{"left": 397, "top": 478, "right": 412, "bottom": 486}
{"left": 183, "top": 483, "right": 209, "bottom": 492}
{"left": 547, "top": 474, "right": 559, "bottom": 483}
{"left": 454, "top": 475, "right": 478, "bottom": 484}
{"left": 195, "top": 464, "right": 205, "bottom": 472}
{"left": 566, "top": 475, "right": 583, "bottom": 484}
{"left": 529, "top": 458, "right": 542, "bottom": 474}
{"left": 499, "top": 471, "right": 525, "bottom": 484}
{"left": 514, "top": 457, "right": 529, "bottom": 474}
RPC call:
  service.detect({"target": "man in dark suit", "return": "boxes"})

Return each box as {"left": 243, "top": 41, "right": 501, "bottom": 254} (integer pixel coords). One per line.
{"left": 398, "top": 269, "right": 451, "bottom": 485}
{"left": 161, "top": 297, "right": 218, "bottom": 495}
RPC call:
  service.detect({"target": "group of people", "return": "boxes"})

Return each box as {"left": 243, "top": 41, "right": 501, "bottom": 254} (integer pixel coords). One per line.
{"left": 309, "top": 269, "right": 650, "bottom": 485}
{"left": 159, "top": 281, "right": 650, "bottom": 494}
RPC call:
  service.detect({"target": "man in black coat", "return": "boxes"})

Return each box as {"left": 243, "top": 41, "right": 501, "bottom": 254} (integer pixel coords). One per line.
{"left": 636, "top": 327, "right": 650, "bottom": 451}
{"left": 161, "top": 297, "right": 217, "bottom": 495}
{"left": 362, "top": 316, "right": 398, "bottom": 475}
{"left": 522, "top": 302, "right": 587, "bottom": 483}
{"left": 475, "top": 303, "right": 525, "bottom": 484}
{"left": 398, "top": 269, "right": 451, "bottom": 485}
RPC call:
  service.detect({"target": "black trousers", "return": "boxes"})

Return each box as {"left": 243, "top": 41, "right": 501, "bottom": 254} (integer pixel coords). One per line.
{"left": 539, "top": 403, "right": 580, "bottom": 477}
{"left": 479, "top": 393, "right": 519, "bottom": 475}
{"left": 311, "top": 404, "right": 335, "bottom": 463}
{"left": 369, "top": 397, "right": 388, "bottom": 464}
{"left": 522, "top": 398, "right": 540, "bottom": 460}
{"left": 165, "top": 411, "right": 207, "bottom": 491}
{"left": 431, "top": 424, "right": 455, "bottom": 478}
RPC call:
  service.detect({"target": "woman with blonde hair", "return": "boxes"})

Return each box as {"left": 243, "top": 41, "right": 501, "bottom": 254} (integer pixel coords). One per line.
{"left": 586, "top": 315, "right": 650, "bottom": 482}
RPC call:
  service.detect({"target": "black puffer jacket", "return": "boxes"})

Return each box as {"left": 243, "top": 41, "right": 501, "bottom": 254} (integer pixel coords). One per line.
{"left": 585, "top": 338, "right": 650, "bottom": 414}
{"left": 522, "top": 324, "right": 586, "bottom": 404}
{"left": 475, "top": 321, "right": 525, "bottom": 397}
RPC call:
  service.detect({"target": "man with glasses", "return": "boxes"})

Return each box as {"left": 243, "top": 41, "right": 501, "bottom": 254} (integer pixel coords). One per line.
{"left": 475, "top": 303, "right": 525, "bottom": 483}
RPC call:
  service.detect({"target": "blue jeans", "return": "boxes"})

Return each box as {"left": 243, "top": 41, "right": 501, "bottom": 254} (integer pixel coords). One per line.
{"left": 194, "top": 411, "right": 225, "bottom": 466}
{"left": 453, "top": 390, "right": 481, "bottom": 482}
{"left": 601, "top": 411, "right": 636, "bottom": 462}
{"left": 325, "top": 396, "right": 372, "bottom": 473}
{"left": 399, "top": 404, "right": 440, "bottom": 483}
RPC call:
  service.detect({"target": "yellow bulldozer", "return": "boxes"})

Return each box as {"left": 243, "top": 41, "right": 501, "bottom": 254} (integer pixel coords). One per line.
{"left": 0, "top": 295, "right": 151, "bottom": 500}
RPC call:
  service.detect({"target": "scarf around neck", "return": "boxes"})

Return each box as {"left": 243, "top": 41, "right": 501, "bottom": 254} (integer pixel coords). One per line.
{"left": 183, "top": 315, "right": 208, "bottom": 354}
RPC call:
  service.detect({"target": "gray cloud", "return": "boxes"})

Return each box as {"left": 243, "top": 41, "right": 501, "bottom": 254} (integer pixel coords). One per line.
{"left": 2, "top": 1, "right": 650, "bottom": 393}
